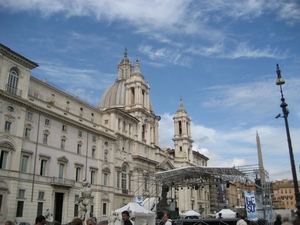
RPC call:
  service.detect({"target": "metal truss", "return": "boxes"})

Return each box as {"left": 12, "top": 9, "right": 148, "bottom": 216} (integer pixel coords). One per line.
{"left": 154, "top": 166, "right": 247, "bottom": 188}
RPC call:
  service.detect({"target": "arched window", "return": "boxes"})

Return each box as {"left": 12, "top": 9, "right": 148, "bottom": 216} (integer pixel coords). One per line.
{"left": 121, "top": 165, "right": 127, "bottom": 189}
{"left": 8, "top": 68, "right": 19, "bottom": 94}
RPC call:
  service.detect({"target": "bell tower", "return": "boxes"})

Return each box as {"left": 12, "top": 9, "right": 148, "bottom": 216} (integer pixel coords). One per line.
{"left": 125, "top": 59, "right": 151, "bottom": 112}
{"left": 172, "top": 98, "right": 194, "bottom": 165}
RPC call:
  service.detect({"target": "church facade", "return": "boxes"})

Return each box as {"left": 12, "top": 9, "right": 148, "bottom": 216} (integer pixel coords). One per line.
{"left": 0, "top": 43, "right": 209, "bottom": 224}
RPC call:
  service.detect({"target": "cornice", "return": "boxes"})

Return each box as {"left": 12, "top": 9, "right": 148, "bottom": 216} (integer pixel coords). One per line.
{"left": 132, "top": 155, "right": 159, "bottom": 165}
{"left": 0, "top": 91, "right": 117, "bottom": 141}
{"left": 0, "top": 43, "right": 38, "bottom": 70}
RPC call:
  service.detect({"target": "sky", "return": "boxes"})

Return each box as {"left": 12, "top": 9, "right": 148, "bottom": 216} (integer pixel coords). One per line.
{"left": 0, "top": 0, "right": 300, "bottom": 182}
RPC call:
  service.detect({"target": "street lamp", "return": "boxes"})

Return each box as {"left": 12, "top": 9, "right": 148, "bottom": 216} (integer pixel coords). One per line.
{"left": 275, "top": 64, "right": 300, "bottom": 218}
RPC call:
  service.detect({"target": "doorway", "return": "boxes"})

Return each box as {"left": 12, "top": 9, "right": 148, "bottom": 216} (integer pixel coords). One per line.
{"left": 54, "top": 192, "right": 64, "bottom": 223}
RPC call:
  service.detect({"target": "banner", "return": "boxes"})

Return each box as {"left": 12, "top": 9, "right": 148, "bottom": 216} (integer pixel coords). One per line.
{"left": 244, "top": 190, "right": 258, "bottom": 221}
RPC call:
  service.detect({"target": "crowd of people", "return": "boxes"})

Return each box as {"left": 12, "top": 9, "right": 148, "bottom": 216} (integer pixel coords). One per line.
{"left": 4, "top": 210, "right": 132, "bottom": 225}
{"left": 4, "top": 211, "right": 300, "bottom": 225}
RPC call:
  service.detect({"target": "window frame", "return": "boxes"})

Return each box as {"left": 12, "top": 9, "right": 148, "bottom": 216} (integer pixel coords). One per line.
{"left": 45, "top": 118, "right": 50, "bottom": 126}
{"left": 4, "top": 121, "right": 12, "bottom": 133}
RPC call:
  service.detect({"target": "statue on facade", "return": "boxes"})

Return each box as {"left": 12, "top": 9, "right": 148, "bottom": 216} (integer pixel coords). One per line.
{"left": 44, "top": 209, "right": 54, "bottom": 223}
{"left": 77, "top": 181, "right": 92, "bottom": 223}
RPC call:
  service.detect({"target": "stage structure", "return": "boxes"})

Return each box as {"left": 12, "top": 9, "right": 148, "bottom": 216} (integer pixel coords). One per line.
{"left": 137, "top": 165, "right": 272, "bottom": 222}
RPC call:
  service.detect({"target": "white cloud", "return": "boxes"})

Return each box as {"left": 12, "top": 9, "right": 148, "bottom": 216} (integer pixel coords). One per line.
{"left": 138, "top": 45, "right": 193, "bottom": 68}
{"left": 225, "top": 42, "right": 289, "bottom": 59}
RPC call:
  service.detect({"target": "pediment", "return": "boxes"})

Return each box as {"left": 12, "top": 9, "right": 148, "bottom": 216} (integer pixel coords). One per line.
{"left": 57, "top": 156, "right": 69, "bottom": 163}
{"left": 156, "top": 159, "right": 175, "bottom": 170}
{"left": 102, "top": 163, "right": 111, "bottom": 173}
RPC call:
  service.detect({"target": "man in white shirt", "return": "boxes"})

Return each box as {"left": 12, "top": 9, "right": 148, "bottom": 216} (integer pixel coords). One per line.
{"left": 163, "top": 213, "right": 172, "bottom": 225}
{"left": 236, "top": 214, "right": 247, "bottom": 225}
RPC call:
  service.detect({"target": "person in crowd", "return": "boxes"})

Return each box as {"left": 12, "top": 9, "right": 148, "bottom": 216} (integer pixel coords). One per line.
{"left": 35, "top": 215, "right": 46, "bottom": 225}
{"left": 86, "top": 218, "right": 96, "bottom": 225}
{"left": 292, "top": 218, "right": 300, "bottom": 225}
{"left": 5, "top": 221, "right": 12, "bottom": 225}
{"left": 72, "top": 217, "right": 83, "bottom": 225}
{"left": 236, "top": 214, "right": 247, "bottom": 225}
{"left": 122, "top": 210, "right": 132, "bottom": 225}
{"left": 282, "top": 217, "right": 292, "bottom": 225}
{"left": 274, "top": 214, "right": 282, "bottom": 225}
{"left": 163, "top": 213, "right": 172, "bottom": 225}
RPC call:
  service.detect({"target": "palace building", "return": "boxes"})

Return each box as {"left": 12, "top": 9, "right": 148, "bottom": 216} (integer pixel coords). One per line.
{"left": 0, "top": 43, "right": 209, "bottom": 224}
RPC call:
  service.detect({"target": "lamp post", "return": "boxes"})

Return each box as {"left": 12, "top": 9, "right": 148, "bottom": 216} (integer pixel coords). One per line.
{"left": 275, "top": 64, "right": 300, "bottom": 218}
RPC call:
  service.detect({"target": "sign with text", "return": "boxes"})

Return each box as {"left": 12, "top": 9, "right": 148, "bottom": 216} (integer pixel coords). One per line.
{"left": 244, "top": 190, "right": 258, "bottom": 221}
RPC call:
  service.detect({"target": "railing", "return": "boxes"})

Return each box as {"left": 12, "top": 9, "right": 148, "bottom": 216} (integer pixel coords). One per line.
{"left": 6, "top": 84, "right": 22, "bottom": 96}
{"left": 122, "top": 189, "right": 129, "bottom": 194}
{"left": 51, "top": 177, "right": 75, "bottom": 187}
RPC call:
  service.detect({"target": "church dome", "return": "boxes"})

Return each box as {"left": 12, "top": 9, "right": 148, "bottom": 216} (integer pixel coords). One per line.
{"left": 98, "top": 50, "right": 154, "bottom": 112}
{"left": 98, "top": 79, "right": 126, "bottom": 110}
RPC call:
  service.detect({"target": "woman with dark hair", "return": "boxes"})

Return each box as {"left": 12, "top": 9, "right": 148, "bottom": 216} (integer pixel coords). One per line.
{"left": 274, "top": 214, "right": 282, "bottom": 225}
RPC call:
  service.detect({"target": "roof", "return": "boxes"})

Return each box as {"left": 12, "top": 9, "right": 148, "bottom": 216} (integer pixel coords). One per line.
{"left": 154, "top": 166, "right": 246, "bottom": 187}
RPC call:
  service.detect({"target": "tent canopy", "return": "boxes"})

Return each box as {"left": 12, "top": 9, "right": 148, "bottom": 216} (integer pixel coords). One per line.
{"left": 216, "top": 209, "right": 236, "bottom": 219}
{"left": 114, "top": 202, "right": 155, "bottom": 216}
{"left": 184, "top": 210, "right": 201, "bottom": 216}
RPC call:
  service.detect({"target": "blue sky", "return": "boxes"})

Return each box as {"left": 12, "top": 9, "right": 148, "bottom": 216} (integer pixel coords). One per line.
{"left": 1, "top": 0, "right": 300, "bottom": 181}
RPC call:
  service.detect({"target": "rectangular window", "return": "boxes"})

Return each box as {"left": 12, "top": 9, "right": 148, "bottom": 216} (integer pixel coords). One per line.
{"left": 0, "top": 151, "right": 8, "bottom": 169}
{"left": 37, "top": 202, "right": 43, "bottom": 216}
{"left": 59, "top": 164, "right": 64, "bottom": 179}
{"left": 105, "top": 120, "right": 108, "bottom": 124}
{"left": 102, "top": 203, "right": 107, "bottom": 215}
{"left": 25, "top": 128, "right": 31, "bottom": 139}
{"left": 91, "top": 205, "right": 94, "bottom": 214}
{"left": 74, "top": 196, "right": 79, "bottom": 217}
{"left": 43, "top": 134, "right": 48, "bottom": 144}
{"left": 27, "top": 112, "right": 33, "bottom": 120}
{"left": 122, "top": 173, "right": 126, "bottom": 189}
{"left": 78, "top": 130, "right": 82, "bottom": 137}
{"left": 16, "top": 201, "right": 24, "bottom": 217}
{"left": 92, "top": 136, "right": 96, "bottom": 142}
{"left": 122, "top": 139, "right": 126, "bottom": 151}
{"left": 91, "top": 171, "right": 95, "bottom": 184}
{"left": 5, "top": 121, "right": 11, "bottom": 132}
{"left": 62, "top": 125, "right": 67, "bottom": 132}
{"left": 45, "top": 119, "right": 50, "bottom": 126}
{"left": 18, "top": 189, "right": 25, "bottom": 198}
{"left": 61, "top": 139, "right": 66, "bottom": 150}
{"left": 38, "top": 191, "right": 45, "bottom": 200}
{"left": 76, "top": 167, "right": 81, "bottom": 182}
{"left": 34, "top": 93, "right": 39, "bottom": 98}
{"left": 0, "top": 194, "right": 2, "bottom": 212}
{"left": 77, "top": 144, "right": 81, "bottom": 154}
{"left": 21, "top": 155, "right": 29, "bottom": 173}
{"left": 117, "top": 172, "right": 120, "bottom": 188}
{"left": 40, "top": 160, "right": 47, "bottom": 176}
{"left": 92, "top": 148, "right": 95, "bottom": 158}
{"left": 128, "top": 174, "right": 131, "bottom": 191}
{"left": 104, "top": 173, "right": 108, "bottom": 186}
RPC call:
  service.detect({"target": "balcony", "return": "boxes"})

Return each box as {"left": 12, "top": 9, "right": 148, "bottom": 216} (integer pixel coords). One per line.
{"left": 50, "top": 177, "right": 75, "bottom": 188}
{"left": 6, "top": 84, "right": 22, "bottom": 96}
